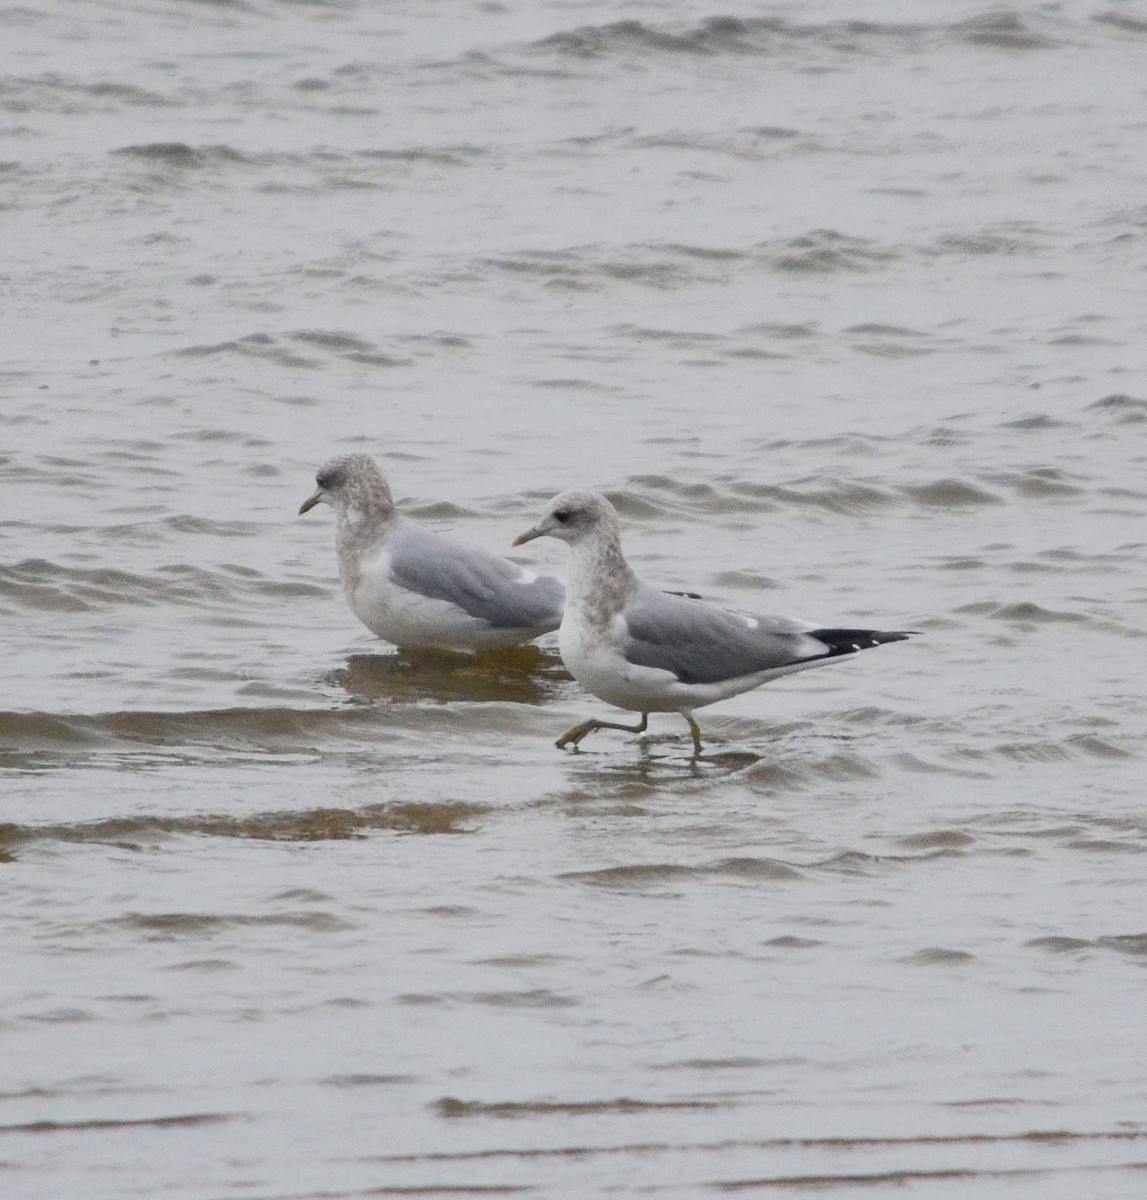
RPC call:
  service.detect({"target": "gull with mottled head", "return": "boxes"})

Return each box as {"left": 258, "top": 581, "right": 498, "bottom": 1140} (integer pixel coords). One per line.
{"left": 513, "top": 490, "right": 912, "bottom": 756}
{"left": 300, "top": 454, "right": 564, "bottom": 653}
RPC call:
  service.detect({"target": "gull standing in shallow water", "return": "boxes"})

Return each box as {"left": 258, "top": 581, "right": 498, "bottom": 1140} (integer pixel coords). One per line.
{"left": 513, "top": 490, "right": 913, "bottom": 756}
{"left": 300, "top": 454, "right": 565, "bottom": 653}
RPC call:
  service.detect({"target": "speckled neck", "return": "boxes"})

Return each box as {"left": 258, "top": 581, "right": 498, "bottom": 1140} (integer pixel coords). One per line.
{"left": 334, "top": 472, "right": 398, "bottom": 585}
{"left": 565, "top": 516, "right": 638, "bottom": 635}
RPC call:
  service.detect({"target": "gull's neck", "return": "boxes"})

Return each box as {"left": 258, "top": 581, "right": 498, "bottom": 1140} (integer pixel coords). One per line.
{"left": 334, "top": 482, "right": 398, "bottom": 572}
{"left": 565, "top": 524, "right": 638, "bottom": 632}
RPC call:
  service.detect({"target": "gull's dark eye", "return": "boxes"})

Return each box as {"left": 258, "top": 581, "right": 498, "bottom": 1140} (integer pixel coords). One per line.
{"left": 553, "top": 510, "right": 572, "bottom": 524}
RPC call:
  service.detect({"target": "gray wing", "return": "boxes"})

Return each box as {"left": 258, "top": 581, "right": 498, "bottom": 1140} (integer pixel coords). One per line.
{"left": 621, "top": 586, "right": 828, "bottom": 685}
{"left": 388, "top": 525, "right": 564, "bottom": 631}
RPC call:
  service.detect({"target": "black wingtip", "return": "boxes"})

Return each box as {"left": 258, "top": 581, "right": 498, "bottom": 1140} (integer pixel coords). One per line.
{"left": 808, "top": 628, "right": 916, "bottom": 657}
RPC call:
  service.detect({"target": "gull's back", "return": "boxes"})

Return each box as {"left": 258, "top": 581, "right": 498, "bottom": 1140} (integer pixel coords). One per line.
{"left": 347, "top": 517, "right": 565, "bottom": 652}
{"left": 620, "top": 584, "right": 827, "bottom": 686}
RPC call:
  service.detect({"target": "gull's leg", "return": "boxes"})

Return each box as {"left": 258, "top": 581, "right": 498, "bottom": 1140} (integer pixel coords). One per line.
{"left": 556, "top": 712, "right": 649, "bottom": 750}
{"left": 684, "top": 713, "right": 704, "bottom": 757}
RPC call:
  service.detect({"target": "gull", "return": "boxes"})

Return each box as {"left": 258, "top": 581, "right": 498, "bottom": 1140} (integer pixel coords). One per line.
{"left": 300, "top": 454, "right": 564, "bottom": 653}
{"left": 513, "top": 490, "right": 912, "bottom": 756}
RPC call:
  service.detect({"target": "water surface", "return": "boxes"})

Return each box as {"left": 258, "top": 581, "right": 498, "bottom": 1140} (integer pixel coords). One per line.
{"left": 2, "top": 1, "right": 1146, "bottom": 1196}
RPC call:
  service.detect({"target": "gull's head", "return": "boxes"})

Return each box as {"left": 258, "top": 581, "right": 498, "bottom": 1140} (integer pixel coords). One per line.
{"left": 298, "top": 454, "right": 393, "bottom": 517}
{"left": 513, "top": 490, "right": 617, "bottom": 548}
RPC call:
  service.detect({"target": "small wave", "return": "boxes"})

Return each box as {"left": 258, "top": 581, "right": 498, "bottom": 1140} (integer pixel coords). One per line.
{"left": 609, "top": 474, "right": 898, "bottom": 519}
{"left": 1088, "top": 393, "right": 1147, "bottom": 423}
{"left": 634, "top": 128, "right": 818, "bottom": 163}
{"left": 734, "top": 478, "right": 898, "bottom": 515}
{"left": 1026, "top": 935, "right": 1095, "bottom": 954}
{"left": 290, "top": 329, "right": 376, "bottom": 353}
{"left": 993, "top": 468, "right": 1084, "bottom": 499}
{"left": 900, "top": 947, "right": 977, "bottom": 966}
{"left": 934, "top": 227, "right": 1047, "bottom": 256}
{"left": 531, "top": 16, "right": 935, "bottom": 62}
{"left": 473, "top": 235, "right": 901, "bottom": 293}
{"left": 402, "top": 500, "right": 478, "bottom": 521}
{"left": 0, "top": 799, "right": 486, "bottom": 856}
{"left": 0, "top": 1112, "right": 232, "bottom": 1134}
{"left": 462, "top": 989, "right": 578, "bottom": 1010}
{"left": 900, "top": 479, "right": 1004, "bottom": 507}
{"left": 952, "top": 12, "right": 1061, "bottom": 51}
{"left": 1030, "top": 933, "right": 1147, "bottom": 958}
{"left": 769, "top": 230, "right": 897, "bottom": 273}
{"left": 533, "top": 17, "right": 787, "bottom": 58}
{"left": 844, "top": 323, "right": 930, "bottom": 338}
{"left": 561, "top": 856, "right": 802, "bottom": 889}
{"left": 711, "top": 569, "right": 780, "bottom": 591}
{"left": 324, "top": 1073, "right": 418, "bottom": 1088}
{"left": 998, "top": 414, "right": 1074, "bottom": 432}
{"left": 0, "top": 706, "right": 370, "bottom": 758}
{"left": 359, "top": 144, "right": 485, "bottom": 167}
{"left": 86, "top": 82, "right": 177, "bottom": 107}
{"left": 740, "top": 747, "right": 892, "bottom": 796}
{"left": 953, "top": 600, "right": 1090, "bottom": 626}
{"left": 896, "top": 830, "right": 976, "bottom": 851}
{"left": 952, "top": 731, "right": 1133, "bottom": 767}
{"left": 608, "top": 325, "right": 727, "bottom": 352}
{"left": 481, "top": 247, "right": 700, "bottom": 291}
{"left": 172, "top": 330, "right": 411, "bottom": 368}
{"left": 112, "top": 142, "right": 256, "bottom": 167}
{"left": 0, "top": 559, "right": 324, "bottom": 614}
{"left": 0, "top": 75, "right": 178, "bottom": 116}
{"left": 813, "top": 848, "right": 952, "bottom": 875}
{"left": 1097, "top": 933, "right": 1147, "bottom": 957}
{"left": 105, "top": 910, "right": 354, "bottom": 937}
{"left": 527, "top": 13, "right": 1066, "bottom": 79}
{"left": 1094, "top": 12, "right": 1147, "bottom": 35}
{"left": 288, "top": 328, "right": 409, "bottom": 365}
{"left": 174, "top": 333, "right": 322, "bottom": 368}
{"left": 436, "top": 1094, "right": 723, "bottom": 1118}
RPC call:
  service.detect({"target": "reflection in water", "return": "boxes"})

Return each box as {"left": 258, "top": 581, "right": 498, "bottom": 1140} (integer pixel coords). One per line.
{"left": 328, "top": 646, "right": 571, "bottom": 707}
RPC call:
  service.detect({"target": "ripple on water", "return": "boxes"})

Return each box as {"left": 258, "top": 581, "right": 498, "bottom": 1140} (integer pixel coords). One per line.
{"left": 1087, "top": 392, "right": 1147, "bottom": 424}
{"left": 0, "top": 559, "right": 324, "bottom": 613}
{"left": 481, "top": 246, "right": 704, "bottom": 291}
{"left": 527, "top": 14, "right": 1054, "bottom": 64}
{"left": 953, "top": 600, "right": 1090, "bottom": 625}
{"left": 988, "top": 467, "right": 1085, "bottom": 499}
{"left": 769, "top": 229, "right": 898, "bottom": 273}
{"left": 0, "top": 705, "right": 420, "bottom": 757}
{"left": 743, "top": 750, "right": 883, "bottom": 794}
{"left": 1028, "top": 933, "right": 1147, "bottom": 959}
{"left": 900, "top": 947, "right": 978, "bottom": 966}
{"left": 102, "top": 910, "right": 355, "bottom": 939}
{"left": 611, "top": 474, "right": 899, "bottom": 518}
{"left": 0, "top": 1113, "right": 234, "bottom": 1134}
{"left": 323, "top": 1073, "right": 419, "bottom": 1088}
{"left": 894, "top": 830, "right": 976, "bottom": 852}
{"left": 0, "top": 799, "right": 486, "bottom": 858}
{"left": 899, "top": 478, "right": 1004, "bottom": 507}
{"left": 951, "top": 11, "right": 1061, "bottom": 50}
{"left": 435, "top": 1095, "right": 723, "bottom": 1118}
{"left": 560, "top": 857, "right": 803, "bottom": 889}
{"left": 172, "top": 330, "right": 412, "bottom": 369}
{"left": 952, "top": 731, "right": 1133, "bottom": 768}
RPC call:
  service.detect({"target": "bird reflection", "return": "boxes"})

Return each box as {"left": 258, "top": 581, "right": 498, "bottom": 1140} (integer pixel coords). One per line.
{"left": 326, "top": 645, "right": 571, "bottom": 707}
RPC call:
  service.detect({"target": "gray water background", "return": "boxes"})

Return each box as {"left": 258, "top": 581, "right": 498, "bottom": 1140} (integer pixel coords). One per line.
{"left": 2, "top": 1, "right": 1147, "bottom": 1196}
